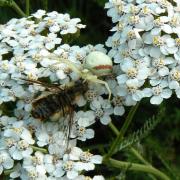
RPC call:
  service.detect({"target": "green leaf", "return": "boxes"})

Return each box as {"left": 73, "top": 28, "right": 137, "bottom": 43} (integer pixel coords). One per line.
{"left": 115, "top": 107, "right": 165, "bottom": 153}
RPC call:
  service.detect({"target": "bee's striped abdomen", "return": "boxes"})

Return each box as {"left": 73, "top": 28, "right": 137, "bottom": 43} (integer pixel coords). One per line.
{"left": 31, "top": 93, "right": 65, "bottom": 120}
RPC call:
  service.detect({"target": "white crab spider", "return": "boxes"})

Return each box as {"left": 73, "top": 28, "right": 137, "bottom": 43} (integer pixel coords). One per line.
{"left": 46, "top": 51, "right": 113, "bottom": 100}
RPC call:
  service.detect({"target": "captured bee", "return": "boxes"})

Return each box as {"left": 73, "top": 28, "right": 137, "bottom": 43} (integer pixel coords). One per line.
{"left": 22, "top": 78, "right": 89, "bottom": 147}
{"left": 23, "top": 78, "right": 88, "bottom": 121}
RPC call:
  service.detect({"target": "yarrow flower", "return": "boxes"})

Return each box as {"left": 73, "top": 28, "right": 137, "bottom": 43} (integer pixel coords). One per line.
{"left": 1, "top": 0, "right": 180, "bottom": 178}
{"left": 105, "top": 0, "right": 180, "bottom": 105}
{"left": 0, "top": 151, "right": 14, "bottom": 175}
{"left": 0, "top": 9, "right": 110, "bottom": 179}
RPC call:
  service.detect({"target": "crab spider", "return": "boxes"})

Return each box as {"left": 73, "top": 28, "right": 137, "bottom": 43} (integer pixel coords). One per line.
{"left": 46, "top": 53, "right": 112, "bottom": 100}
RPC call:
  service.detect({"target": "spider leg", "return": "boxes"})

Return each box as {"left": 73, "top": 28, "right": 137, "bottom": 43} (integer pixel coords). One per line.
{"left": 89, "top": 78, "right": 111, "bottom": 100}
{"left": 48, "top": 56, "right": 82, "bottom": 76}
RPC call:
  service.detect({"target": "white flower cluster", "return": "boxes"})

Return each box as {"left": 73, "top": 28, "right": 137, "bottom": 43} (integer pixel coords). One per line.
{"left": 3, "top": 0, "right": 180, "bottom": 177}
{"left": 105, "top": 0, "right": 180, "bottom": 105}
{"left": 0, "top": 10, "right": 109, "bottom": 179}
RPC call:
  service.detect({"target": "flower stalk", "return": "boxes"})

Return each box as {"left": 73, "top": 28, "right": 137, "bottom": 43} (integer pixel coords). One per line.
{"left": 105, "top": 158, "right": 170, "bottom": 180}
{"left": 25, "top": 0, "right": 30, "bottom": 16}
{"left": 105, "top": 107, "right": 170, "bottom": 180}
{"left": 9, "top": 1, "right": 26, "bottom": 17}
{"left": 105, "top": 102, "right": 140, "bottom": 159}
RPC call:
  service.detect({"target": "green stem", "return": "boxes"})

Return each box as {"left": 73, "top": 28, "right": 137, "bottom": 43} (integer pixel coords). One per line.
{"left": 108, "top": 115, "right": 169, "bottom": 180}
{"left": 155, "top": 151, "right": 177, "bottom": 179}
{"left": 30, "top": 145, "right": 48, "bottom": 154}
{"left": 109, "top": 121, "right": 152, "bottom": 165}
{"left": 130, "top": 148, "right": 151, "bottom": 165}
{"left": 130, "top": 148, "right": 157, "bottom": 180}
{"left": 9, "top": 1, "right": 26, "bottom": 17}
{"left": 25, "top": 0, "right": 30, "bottom": 16}
{"left": 109, "top": 121, "right": 119, "bottom": 135}
{"left": 0, "top": 0, "right": 7, "bottom": 6}
{"left": 105, "top": 158, "right": 170, "bottom": 180}
{"left": 105, "top": 102, "right": 140, "bottom": 159}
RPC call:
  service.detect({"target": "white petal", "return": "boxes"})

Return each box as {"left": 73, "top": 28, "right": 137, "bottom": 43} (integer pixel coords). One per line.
{"left": 117, "top": 85, "right": 127, "bottom": 96}
{"left": 160, "top": 46, "right": 169, "bottom": 55}
{"left": 74, "top": 162, "right": 84, "bottom": 171}
{"left": 132, "top": 90, "right": 143, "bottom": 101}
{"left": 142, "top": 33, "right": 152, "bottom": 44}
{"left": 167, "top": 46, "right": 178, "bottom": 54}
{"left": 151, "top": 28, "right": 161, "bottom": 35}
{"left": 125, "top": 95, "right": 136, "bottom": 106}
{"left": 12, "top": 150, "right": 23, "bottom": 160}
{"left": 53, "top": 167, "right": 64, "bottom": 177}
{"left": 117, "top": 74, "right": 128, "bottom": 84}
{"left": 67, "top": 170, "right": 78, "bottom": 179}
{"left": 45, "top": 164, "right": 55, "bottom": 173}
{"left": 3, "top": 158, "right": 14, "bottom": 169}
{"left": 128, "top": 39, "right": 137, "bottom": 49}
{"left": 80, "top": 162, "right": 95, "bottom": 171}
{"left": 85, "top": 129, "right": 95, "bottom": 139}
{"left": 91, "top": 155, "right": 102, "bottom": 164}
{"left": 161, "top": 89, "right": 172, "bottom": 99}
{"left": 166, "top": 38, "right": 175, "bottom": 47}
{"left": 150, "top": 47, "right": 161, "bottom": 58}
{"left": 22, "top": 148, "right": 33, "bottom": 157}
{"left": 158, "top": 67, "right": 169, "bottom": 76}
{"left": 56, "top": 70, "right": 66, "bottom": 79}
{"left": 169, "top": 81, "right": 179, "bottom": 89}
{"left": 138, "top": 68, "right": 149, "bottom": 79}
{"left": 114, "top": 106, "right": 125, "bottom": 116}
{"left": 100, "top": 115, "right": 111, "bottom": 125}
{"left": 162, "top": 24, "right": 173, "bottom": 34}
{"left": 93, "top": 175, "right": 105, "bottom": 180}
{"left": 150, "top": 96, "right": 163, "bottom": 105}
{"left": 69, "top": 147, "right": 82, "bottom": 160}
{"left": 36, "top": 165, "right": 46, "bottom": 175}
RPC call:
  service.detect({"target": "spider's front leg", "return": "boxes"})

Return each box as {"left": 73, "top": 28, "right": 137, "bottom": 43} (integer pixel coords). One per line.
{"left": 81, "top": 70, "right": 112, "bottom": 100}
{"left": 92, "top": 78, "right": 112, "bottom": 100}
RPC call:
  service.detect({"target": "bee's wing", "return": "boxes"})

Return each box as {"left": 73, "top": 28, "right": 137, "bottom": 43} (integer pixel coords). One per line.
{"left": 60, "top": 95, "right": 74, "bottom": 150}
{"left": 59, "top": 111, "right": 74, "bottom": 151}
{"left": 66, "top": 106, "right": 74, "bottom": 149}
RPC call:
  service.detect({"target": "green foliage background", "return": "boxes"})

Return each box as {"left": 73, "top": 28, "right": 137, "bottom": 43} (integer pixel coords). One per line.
{"left": 0, "top": 0, "right": 180, "bottom": 179}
